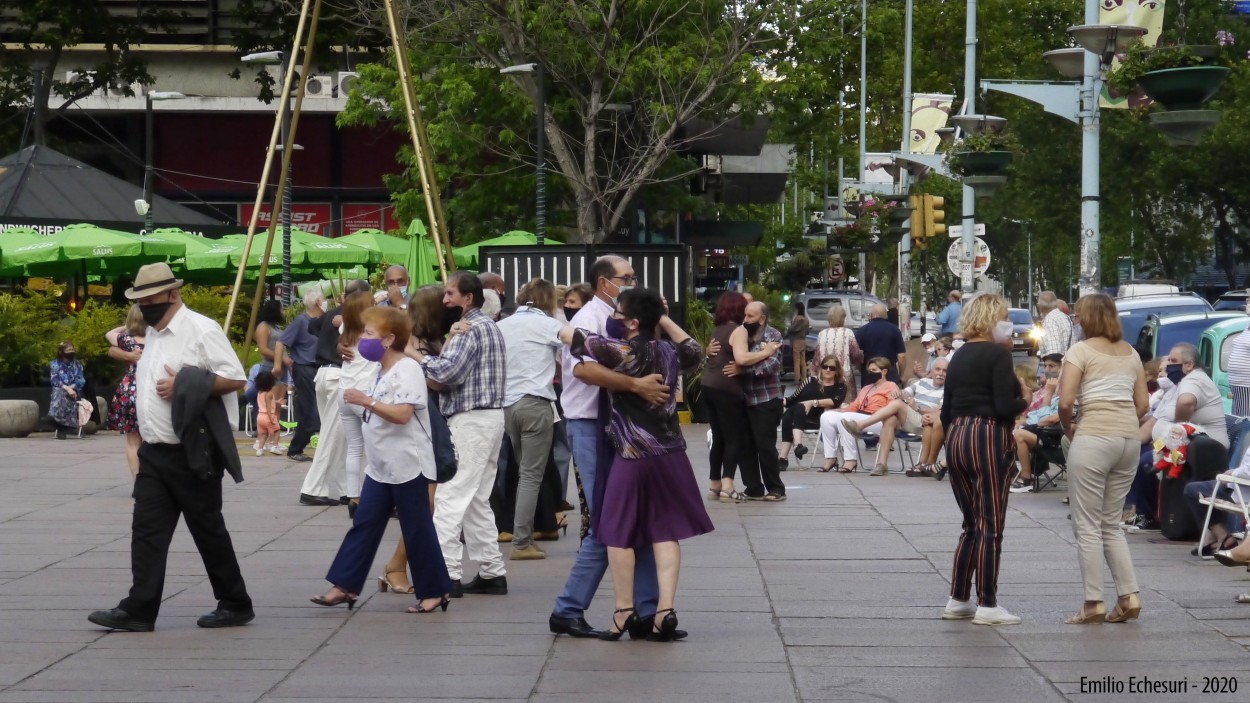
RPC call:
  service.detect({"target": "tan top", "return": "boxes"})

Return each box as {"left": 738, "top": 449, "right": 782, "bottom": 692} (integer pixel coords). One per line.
{"left": 1064, "top": 340, "right": 1142, "bottom": 439}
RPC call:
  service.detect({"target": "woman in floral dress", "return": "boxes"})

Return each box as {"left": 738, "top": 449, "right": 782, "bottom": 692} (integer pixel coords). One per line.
{"left": 48, "top": 340, "right": 86, "bottom": 440}
{"left": 106, "top": 305, "right": 146, "bottom": 477}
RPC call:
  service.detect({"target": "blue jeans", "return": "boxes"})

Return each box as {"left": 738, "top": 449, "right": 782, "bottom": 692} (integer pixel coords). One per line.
{"left": 553, "top": 419, "right": 659, "bottom": 620}
{"left": 1126, "top": 446, "right": 1159, "bottom": 519}
{"left": 1184, "top": 479, "right": 1244, "bottom": 534}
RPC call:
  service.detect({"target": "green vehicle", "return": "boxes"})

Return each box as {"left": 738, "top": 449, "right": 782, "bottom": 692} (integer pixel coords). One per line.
{"left": 1198, "top": 316, "right": 1250, "bottom": 414}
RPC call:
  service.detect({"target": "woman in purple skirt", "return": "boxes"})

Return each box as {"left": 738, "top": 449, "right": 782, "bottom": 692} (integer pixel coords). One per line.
{"left": 559, "top": 287, "right": 714, "bottom": 641}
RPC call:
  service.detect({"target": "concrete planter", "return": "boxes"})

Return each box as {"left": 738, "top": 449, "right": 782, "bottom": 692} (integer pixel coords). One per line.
{"left": 0, "top": 399, "right": 40, "bottom": 438}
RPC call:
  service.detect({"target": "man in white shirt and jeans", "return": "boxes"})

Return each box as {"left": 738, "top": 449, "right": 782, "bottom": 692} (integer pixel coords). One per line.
{"left": 89, "top": 263, "right": 252, "bottom": 632}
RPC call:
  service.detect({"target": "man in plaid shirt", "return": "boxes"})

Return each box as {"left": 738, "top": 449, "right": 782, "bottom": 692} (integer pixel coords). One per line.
{"left": 414, "top": 271, "right": 509, "bottom": 596}
{"left": 1037, "top": 291, "right": 1073, "bottom": 358}
{"left": 737, "top": 301, "right": 787, "bottom": 501}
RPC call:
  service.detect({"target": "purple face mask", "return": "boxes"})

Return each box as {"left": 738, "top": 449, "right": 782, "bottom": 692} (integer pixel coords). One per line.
{"left": 358, "top": 337, "right": 387, "bottom": 362}
{"left": 605, "top": 317, "right": 629, "bottom": 340}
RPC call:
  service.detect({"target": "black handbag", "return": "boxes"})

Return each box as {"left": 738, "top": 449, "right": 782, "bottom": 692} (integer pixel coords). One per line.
{"left": 419, "top": 391, "right": 458, "bottom": 484}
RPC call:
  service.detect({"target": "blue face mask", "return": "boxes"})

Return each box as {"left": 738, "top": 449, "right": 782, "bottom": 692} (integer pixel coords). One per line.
{"left": 1165, "top": 363, "right": 1185, "bottom": 386}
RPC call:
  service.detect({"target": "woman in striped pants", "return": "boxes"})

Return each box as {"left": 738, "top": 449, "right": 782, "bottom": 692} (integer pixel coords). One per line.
{"left": 938, "top": 294, "right": 1027, "bottom": 626}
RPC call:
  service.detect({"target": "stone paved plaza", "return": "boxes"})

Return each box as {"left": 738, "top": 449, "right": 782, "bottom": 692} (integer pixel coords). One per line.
{"left": 2, "top": 428, "right": 1249, "bottom": 703}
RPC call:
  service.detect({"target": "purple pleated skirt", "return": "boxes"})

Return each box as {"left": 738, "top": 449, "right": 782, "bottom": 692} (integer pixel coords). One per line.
{"left": 597, "top": 450, "right": 715, "bottom": 550}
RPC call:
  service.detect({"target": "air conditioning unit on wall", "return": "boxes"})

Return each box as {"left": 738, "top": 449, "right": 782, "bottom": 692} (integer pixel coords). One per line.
{"left": 304, "top": 75, "right": 334, "bottom": 98}
{"left": 337, "top": 72, "right": 358, "bottom": 98}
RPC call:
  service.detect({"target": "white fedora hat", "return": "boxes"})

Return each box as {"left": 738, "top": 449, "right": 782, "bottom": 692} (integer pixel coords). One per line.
{"left": 125, "top": 262, "right": 184, "bottom": 300}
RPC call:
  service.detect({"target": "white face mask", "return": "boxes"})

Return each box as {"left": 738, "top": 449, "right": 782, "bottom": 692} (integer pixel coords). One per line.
{"left": 1157, "top": 375, "right": 1174, "bottom": 391}
{"left": 992, "top": 320, "right": 1014, "bottom": 344}
{"left": 951, "top": 339, "right": 965, "bottom": 350}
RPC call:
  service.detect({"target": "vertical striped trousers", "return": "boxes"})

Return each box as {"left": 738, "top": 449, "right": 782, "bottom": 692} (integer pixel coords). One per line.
{"left": 944, "top": 416, "right": 1015, "bottom": 608}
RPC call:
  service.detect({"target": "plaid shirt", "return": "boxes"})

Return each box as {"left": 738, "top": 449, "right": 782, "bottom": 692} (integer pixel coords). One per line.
{"left": 1039, "top": 308, "right": 1072, "bottom": 357}
{"left": 743, "top": 325, "right": 783, "bottom": 407}
{"left": 421, "top": 307, "right": 507, "bottom": 417}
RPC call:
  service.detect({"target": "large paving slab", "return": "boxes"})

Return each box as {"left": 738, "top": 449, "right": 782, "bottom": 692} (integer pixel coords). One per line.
{"left": 1, "top": 426, "right": 1248, "bottom": 702}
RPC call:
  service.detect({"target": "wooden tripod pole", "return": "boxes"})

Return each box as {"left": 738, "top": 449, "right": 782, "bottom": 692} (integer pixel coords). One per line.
{"left": 226, "top": 0, "right": 323, "bottom": 372}
{"left": 382, "top": 0, "right": 453, "bottom": 279}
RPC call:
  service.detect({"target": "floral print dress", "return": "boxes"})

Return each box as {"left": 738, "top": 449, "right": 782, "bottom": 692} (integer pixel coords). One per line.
{"left": 49, "top": 358, "right": 86, "bottom": 429}
{"left": 107, "top": 333, "right": 142, "bottom": 433}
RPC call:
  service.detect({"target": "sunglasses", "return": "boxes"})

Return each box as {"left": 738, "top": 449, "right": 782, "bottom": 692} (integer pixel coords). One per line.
{"left": 821, "top": 365, "right": 838, "bottom": 370}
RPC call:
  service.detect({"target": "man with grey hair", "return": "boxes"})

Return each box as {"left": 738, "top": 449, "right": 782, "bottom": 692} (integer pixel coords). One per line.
{"left": 275, "top": 288, "right": 325, "bottom": 464}
{"left": 854, "top": 304, "right": 906, "bottom": 385}
{"left": 379, "top": 264, "right": 410, "bottom": 309}
{"left": 1167, "top": 343, "right": 1230, "bottom": 448}
{"left": 1036, "top": 291, "right": 1073, "bottom": 358}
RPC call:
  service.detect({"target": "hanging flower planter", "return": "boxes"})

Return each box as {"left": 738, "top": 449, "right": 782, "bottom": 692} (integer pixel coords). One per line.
{"left": 1147, "top": 110, "right": 1222, "bottom": 148}
{"left": 950, "top": 151, "right": 1013, "bottom": 177}
{"left": 1137, "top": 65, "right": 1230, "bottom": 111}
{"left": 945, "top": 124, "right": 1018, "bottom": 192}
{"left": 963, "top": 175, "right": 1008, "bottom": 199}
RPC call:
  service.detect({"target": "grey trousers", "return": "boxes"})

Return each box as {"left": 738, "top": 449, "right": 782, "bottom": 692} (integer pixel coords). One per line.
{"left": 1068, "top": 434, "right": 1140, "bottom": 602}
{"left": 505, "top": 396, "right": 555, "bottom": 548}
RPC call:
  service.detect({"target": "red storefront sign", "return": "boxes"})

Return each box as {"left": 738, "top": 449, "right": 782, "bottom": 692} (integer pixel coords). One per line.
{"left": 239, "top": 203, "right": 334, "bottom": 236}
{"left": 342, "top": 204, "right": 399, "bottom": 235}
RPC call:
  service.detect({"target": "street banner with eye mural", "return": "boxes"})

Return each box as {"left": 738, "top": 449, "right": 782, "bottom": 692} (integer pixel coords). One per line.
{"left": 909, "top": 93, "right": 954, "bottom": 155}
{"left": 1101, "top": 0, "right": 1168, "bottom": 109}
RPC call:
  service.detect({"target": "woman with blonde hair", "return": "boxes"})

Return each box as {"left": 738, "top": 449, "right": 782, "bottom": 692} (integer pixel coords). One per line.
{"left": 106, "top": 305, "right": 147, "bottom": 476}
{"left": 939, "top": 293, "right": 1026, "bottom": 626}
{"left": 810, "top": 305, "right": 861, "bottom": 396}
{"left": 1059, "top": 293, "right": 1148, "bottom": 625}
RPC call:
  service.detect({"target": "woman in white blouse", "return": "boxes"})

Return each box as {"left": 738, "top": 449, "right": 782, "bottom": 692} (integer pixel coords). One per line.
{"left": 311, "top": 306, "right": 452, "bottom": 614}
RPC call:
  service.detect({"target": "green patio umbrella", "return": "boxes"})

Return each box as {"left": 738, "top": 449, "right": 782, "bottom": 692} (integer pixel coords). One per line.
{"left": 183, "top": 228, "right": 376, "bottom": 275}
{"left": 338, "top": 228, "right": 409, "bottom": 266}
{"left": 404, "top": 219, "right": 443, "bottom": 286}
{"left": 0, "top": 227, "right": 51, "bottom": 276}
{"left": 4, "top": 223, "right": 184, "bottom": 279}
{"left": 452, "top": 230, "right": 562, "bottom": 269}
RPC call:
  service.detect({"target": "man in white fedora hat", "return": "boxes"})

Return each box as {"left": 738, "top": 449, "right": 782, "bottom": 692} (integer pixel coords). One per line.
{"left": 89, "top": 262, "right": 254, "bottom": 632}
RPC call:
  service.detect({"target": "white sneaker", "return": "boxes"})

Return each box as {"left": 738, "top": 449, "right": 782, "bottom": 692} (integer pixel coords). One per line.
{"left": 1009, "top": 482, "right": 1034, "bottom": 494}
{"left": 942, "top": 597, "right": 977, "bottom": 620}
{"left": 268, "top": 444, "right": 285, "bottom": 455}
{"left": 972, "top": 605, "right": 1022, "bottom": 626}
{"left": 255, "top": 448, "right": 264, "bottom": 457}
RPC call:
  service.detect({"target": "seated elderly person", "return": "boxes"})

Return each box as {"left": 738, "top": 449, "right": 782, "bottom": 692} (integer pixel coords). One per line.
{"left": 842, "top": 358, "right": 947, "bottom": 477}
{"left": 1011, "top": 353, "right": 1063, "bottom": 492}
{"left": 1184, "top": 440, "right": 1249, "bottom": 558}
{"left": 1168, "top": 343, "right": 1229, "bottom": 448}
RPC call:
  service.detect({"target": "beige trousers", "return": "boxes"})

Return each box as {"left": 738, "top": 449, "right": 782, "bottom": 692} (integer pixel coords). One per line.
{"left": 1067, "top": 434, "right": 1140, "bottom": 601}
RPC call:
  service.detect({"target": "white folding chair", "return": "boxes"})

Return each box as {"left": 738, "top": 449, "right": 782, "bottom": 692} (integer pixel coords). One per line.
{"left": 1197, "top": 474, "right": 1250, "bottom": 560}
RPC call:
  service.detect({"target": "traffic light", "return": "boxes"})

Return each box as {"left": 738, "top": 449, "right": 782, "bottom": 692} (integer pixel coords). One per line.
{"left": 910, "top": 194, "right": 946, "bottom": 247}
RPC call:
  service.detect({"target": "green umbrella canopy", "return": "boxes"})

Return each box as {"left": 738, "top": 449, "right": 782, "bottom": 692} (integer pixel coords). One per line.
{"left": 0, "top": 227, "right": 50, "bottom": 275}
{"left": 404, "top": 219, "right": 444, "bottom": 287}
{"left": 182, "top": 228, "right": 376, "bottom": 272}
{"left": 3, "top": 223, "right": 184, "bottom": 277}
{"left": 338, "top": 228, "right": 409, "bottom": 266}
{"left": 452, "top": 230, "right": 562, "bottom": 269}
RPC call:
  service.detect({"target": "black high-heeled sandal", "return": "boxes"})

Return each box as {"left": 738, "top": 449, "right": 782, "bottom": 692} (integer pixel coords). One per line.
{"left": 406, "top": 595, "right": 451, "bottom": 614}
{"left": 310, "top": 588, "right": 358, "bottom": 610}
{"left": 646, "top": 608, "right": 679, "bottom": 641}
{"left": 598, "top": 607, "right": 638, "bottom": 641}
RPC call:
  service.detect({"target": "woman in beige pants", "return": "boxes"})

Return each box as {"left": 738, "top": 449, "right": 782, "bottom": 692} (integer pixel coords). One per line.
{"left": 1058, "top": 294, "right": 1150, "bottom": 625}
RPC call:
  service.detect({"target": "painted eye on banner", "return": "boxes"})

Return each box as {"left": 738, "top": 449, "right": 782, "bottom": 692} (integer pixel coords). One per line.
{"left": 1101, "top": 0, "right": 1123, "bottom": 11}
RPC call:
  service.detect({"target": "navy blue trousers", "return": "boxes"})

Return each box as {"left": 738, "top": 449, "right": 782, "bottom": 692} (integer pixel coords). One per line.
{"left": 326, "top": 475, "right": 451, "bottom": 600}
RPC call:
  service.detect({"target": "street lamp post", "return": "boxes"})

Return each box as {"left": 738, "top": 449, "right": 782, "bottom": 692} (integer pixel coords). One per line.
{"left": 242, "top": 51, "right": 297, "bottom": 306}
{"left": 500, "top": 62, "right": 546, "bottom": 244}
{"left": 143, "top": 91, "right": 186, "bottom": 234}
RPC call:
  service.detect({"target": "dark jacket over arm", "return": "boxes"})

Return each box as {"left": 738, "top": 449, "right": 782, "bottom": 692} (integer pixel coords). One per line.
{"left": 172, "top": 367, "right": 244, "bottom": 483}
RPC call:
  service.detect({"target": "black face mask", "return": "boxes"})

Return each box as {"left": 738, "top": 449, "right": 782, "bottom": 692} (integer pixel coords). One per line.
{"left": 140, "top": 302, "right": 172, "bottom": 327}
{"left": 441, "top": 305, "right": 463, "bottom": 335}
{"left": 564, "top": 306, "right": 580, "bottom": 321}
{"left": 865, "top": 370, "right": 882, "bottom": 384}
{"left": 744, "top": 322, "right": 762, "bottom": 336}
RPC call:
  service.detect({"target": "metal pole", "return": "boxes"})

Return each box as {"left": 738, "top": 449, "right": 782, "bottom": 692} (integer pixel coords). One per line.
{"left": 535, "top": 64, "right": 546, "bottom": 245}
{"left": 31, "top": 69, "right": 45, "bottom": 146}
{"left": 144, "top": 94, "right": 154, "bottom": 234}
{"left": 899, "top": 0, "right": 914, "bottom": 325}
{"left": 961, "top": 0, "right": 977, "bottom": 294}
{"left": 1079, "top": 0, "right": 1100, "bottom": 297}
{"left": 858, "top": 0, "right": 867, "bottom": 182}
{"left": 1027, "top": 228, "right": 1033, "bottom": 313}
{"left": 280, "top": 69, "right": 293, "bottom": 308}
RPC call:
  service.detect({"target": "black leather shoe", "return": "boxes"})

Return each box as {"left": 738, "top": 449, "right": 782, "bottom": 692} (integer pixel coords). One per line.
{"left": 299, "top": 493, "right": 339, "bottom": 506}
{"left": 88, "top": 608, "right": 154, "bottom": 632}
{"left": 460, "top": 573, "right": 508, "bottom": 595}
{"left": 629, "top": 613, "right": 688, "bottom": 641}
{"left": 448, "top": 581, "right": 463, "bottom": 599}
{"left": 196, "top": 608, "right": 255, "bottom": 628}
{"left": 288, "top": 453, "right": 312, "bottom": 463}
{"left": 549, "top": 613, "right": 602, "bottom": 638}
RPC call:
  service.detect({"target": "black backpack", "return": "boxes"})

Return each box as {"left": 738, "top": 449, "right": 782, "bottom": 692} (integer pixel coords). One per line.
{"left": 1159, "top": 434, "right": 1227, "bottom": 541}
